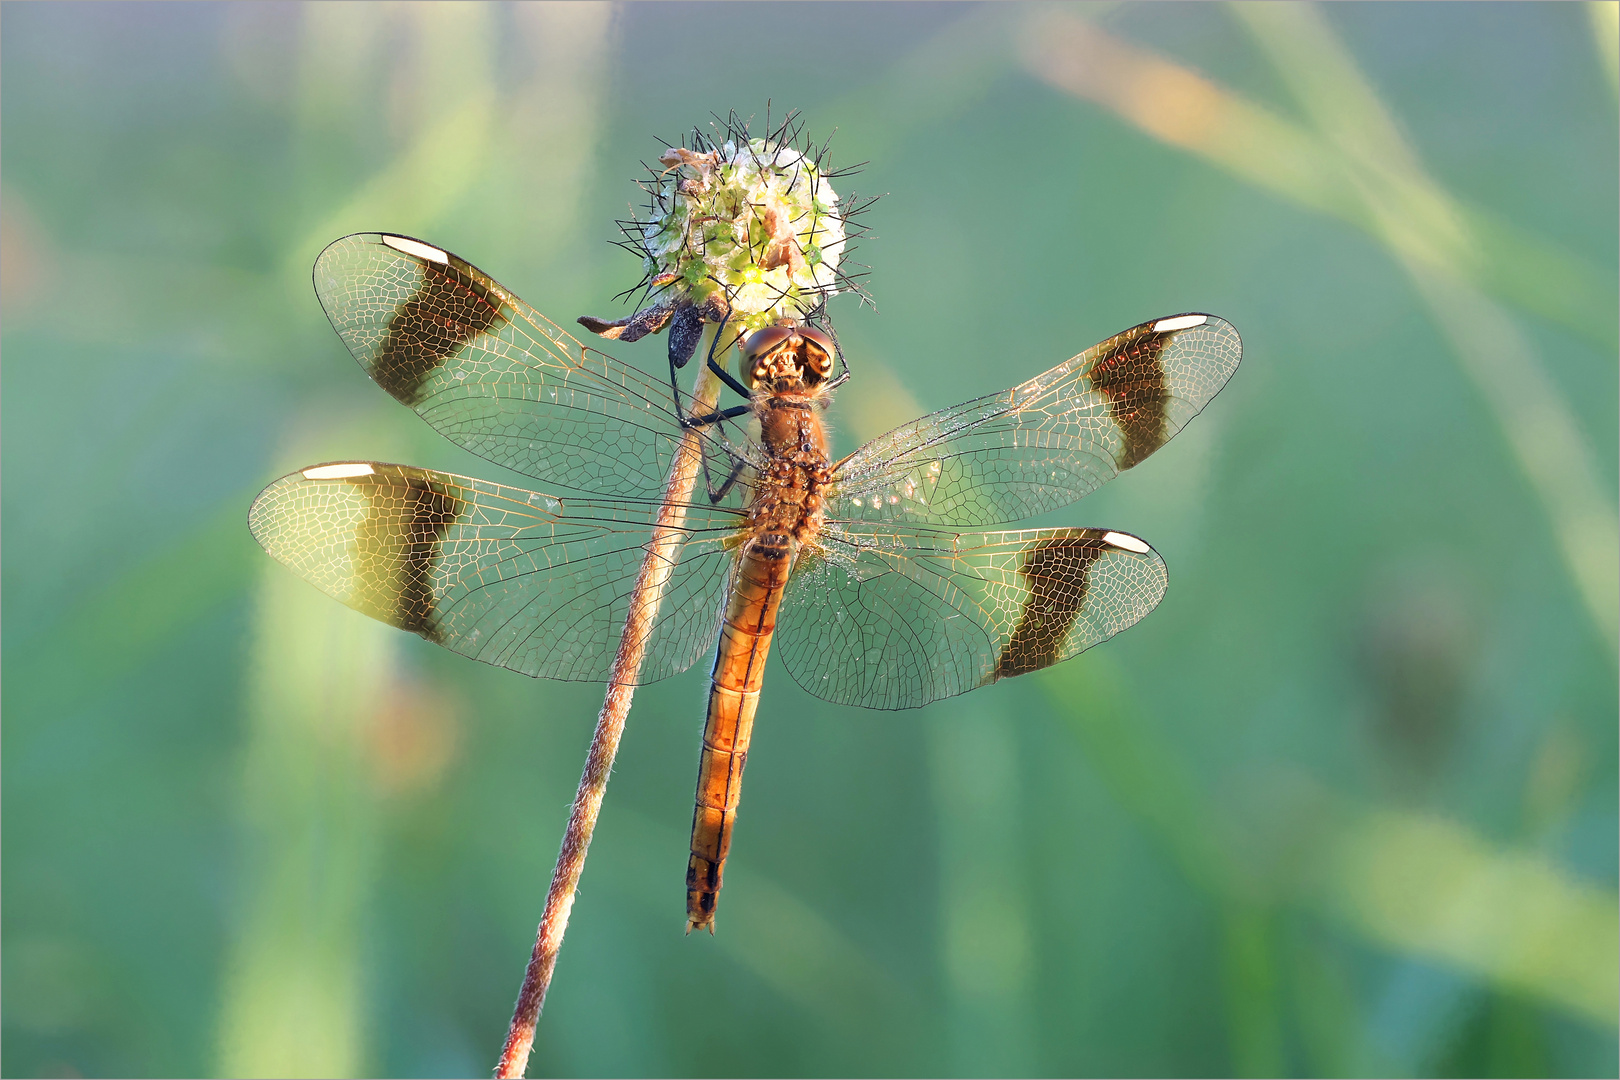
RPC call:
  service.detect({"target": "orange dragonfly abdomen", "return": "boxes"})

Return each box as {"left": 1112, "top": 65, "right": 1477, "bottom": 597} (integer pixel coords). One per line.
{"left": 687, "top": 534, "right": 793, "bottom": 932}
{"left": 686, "top": 324, "right": 837, "bottom": 933}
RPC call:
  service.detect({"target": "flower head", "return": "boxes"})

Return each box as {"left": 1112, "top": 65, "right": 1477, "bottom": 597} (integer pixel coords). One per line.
{"left": 581, "top": 110, "right": 875, "bottom": 348}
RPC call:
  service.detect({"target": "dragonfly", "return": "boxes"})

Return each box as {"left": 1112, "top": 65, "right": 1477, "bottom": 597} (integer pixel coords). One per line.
{"left": 250, "top": 233, "right": 1241, "bottom": 932}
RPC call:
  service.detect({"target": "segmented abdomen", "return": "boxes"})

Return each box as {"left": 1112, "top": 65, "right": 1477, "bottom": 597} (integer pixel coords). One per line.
{"left": 686, "top": 533, "right": 793, "bottom": 932}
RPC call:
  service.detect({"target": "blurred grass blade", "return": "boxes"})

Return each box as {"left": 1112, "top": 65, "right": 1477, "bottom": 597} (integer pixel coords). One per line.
{"left": 217, "top": 418, "right": 411, "bottom": 1078}
{"left": 1403, "top": 265, "right": 1620, "bottom": 651}
{"left": 296, "top": 89, "right": 496, "bottom": 261}
{"left": 216, "top": 562, "right": 392, "bottom": 1079}
{"left": 287, "top": 3, "right": 499, "bottom": 276}
{"left": 1591, "top": 1, "right": 1619, "bottom": 96}
{"left": 1322, "top": 809, "right": 1620, "bottom": 1027}
{"left": 1021, "top": 14, "right": 1355, "bottom": 220}
{"left": 489, "top": 3, "right": 615, "bottom": 258}
{"left": 818, "top": 2, "right": 1027, "bottom": 164}
{"left": 1228, "top": 0, "right": 1619, "bottom": 651}
{"left": 1219, "top": 904, "right": 1287, "bottom": 1078}
{"left": 595, "top": 806, "right": 922, "bottom": 1039}
{"left": 5, "top": 493, "right": 264, "bottom": 731}
{"left": 1018, "top": 9, "right": 1618, "bottom": 352}
{"left": 929, "top": 707, "right": 1037, "bottom": 1074}
{"left": 1042, "top": 662, "right": 1620, "bottom": 1028}
{"left": 717, "top": 866, "right": 919, "bottom": 1031}
{"left": 1041, "top": 661, "right": 1229, "bottom": 895}
{"left": 1021, "top": 9, "right": 1618, "bottom": 652}
{"left": 1042, "top": 660, "right": 1294, "bottom": 1072}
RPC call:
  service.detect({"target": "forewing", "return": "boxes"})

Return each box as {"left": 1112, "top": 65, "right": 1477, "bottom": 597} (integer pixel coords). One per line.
{"left": 829, "top": 314, "right": 1239, "bottom": 526}
{"left": 312, "top": 233, "right": 755, "bottom": 505}
{"left": 248, "top": 462, "right": 740, "bottom": 683}
{"left": 776, "top": 524, "right": 1167, "bottom": 709}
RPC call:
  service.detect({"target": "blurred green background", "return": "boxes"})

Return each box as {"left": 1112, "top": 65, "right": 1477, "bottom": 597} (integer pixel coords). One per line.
{"left": 4, "top": 3, "right": 1616, "bottom": 1076}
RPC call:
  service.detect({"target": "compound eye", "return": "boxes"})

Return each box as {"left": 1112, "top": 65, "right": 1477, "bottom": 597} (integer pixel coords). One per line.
{"left": 799, "top": 327, "right": 834, "bottom": 353}
{"left": 741, "top": 324, "right": 793, "bottom": 363}
{"left": 798, "top": 327, "right": 836, "bottom": 375}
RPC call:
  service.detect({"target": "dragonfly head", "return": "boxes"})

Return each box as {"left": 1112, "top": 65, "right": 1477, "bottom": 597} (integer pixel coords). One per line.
{"left": 741, "top": 322, "right": 836, "bottom": 393}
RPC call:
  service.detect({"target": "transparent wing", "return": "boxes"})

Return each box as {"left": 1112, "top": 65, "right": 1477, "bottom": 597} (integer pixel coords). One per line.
{"left": 775, "top": 523, "right": 1167, "bottom": 709}
{"left": 828, "top": 314, "right": 1240, "bottom": 527}
{"left": 312, "top": 232, "right": 757, "bottom": 506}
{"left": 248, "top": 461, "right": 742, "bottom": 683}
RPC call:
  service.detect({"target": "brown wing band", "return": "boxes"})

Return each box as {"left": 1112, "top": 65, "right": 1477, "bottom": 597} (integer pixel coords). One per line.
{"left": 993, "top": 532, "right": 1105, "bottom": 679}
{"left": 350, "top": 472, "right": 465, "bottom": 642}
{"left": 1087, "top": 325, "right": 1171, "bottom": 470}
{"left": 372, "top": 258, "right": 507, "bottom": 404}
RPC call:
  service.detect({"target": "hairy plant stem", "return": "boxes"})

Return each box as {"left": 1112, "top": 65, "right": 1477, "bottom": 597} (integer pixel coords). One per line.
{"left": 496, "top": 327, "right": 728, "bottom": 1079}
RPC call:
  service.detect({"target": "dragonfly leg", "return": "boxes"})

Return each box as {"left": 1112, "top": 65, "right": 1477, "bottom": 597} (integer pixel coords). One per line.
{"left": 699, "top": 310, "right": 756, "bottom": 401}
{"left": 681, "top": 403, "right": 752, "bottom": 430}
{"left": 705, "top": 453, "right": 749, "bottom": 504}
{"left": 707, "top": 354, "right": 754, "bottom": 403}
{"left": 669, "top": 305, "right": 752, "bottom": 425}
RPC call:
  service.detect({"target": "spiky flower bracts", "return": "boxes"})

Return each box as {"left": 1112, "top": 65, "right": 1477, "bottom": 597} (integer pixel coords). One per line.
{"left": 579, "top": 109, "right": 875, "bottom": 366}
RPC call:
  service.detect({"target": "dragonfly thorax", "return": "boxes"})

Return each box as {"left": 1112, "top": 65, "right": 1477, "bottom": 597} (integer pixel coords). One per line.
{"left": 750, "top": 393, "right": 832, "bottom": 550}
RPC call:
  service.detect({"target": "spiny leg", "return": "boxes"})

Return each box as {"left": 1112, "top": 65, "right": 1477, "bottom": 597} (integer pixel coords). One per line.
{"left": 684, "top": 401, "right": 752, "bottom": 430}
{"left": 670, "top": 308, "right": 755, "bottom": 430}
{"left": 664, "top": 307, "right": 753, "bottom": 499}
{"left": 703, "top": 452, "right": 750, "bottom": 505}
{"left": 683, "top": 353, "right": 754, "bottom": 428}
